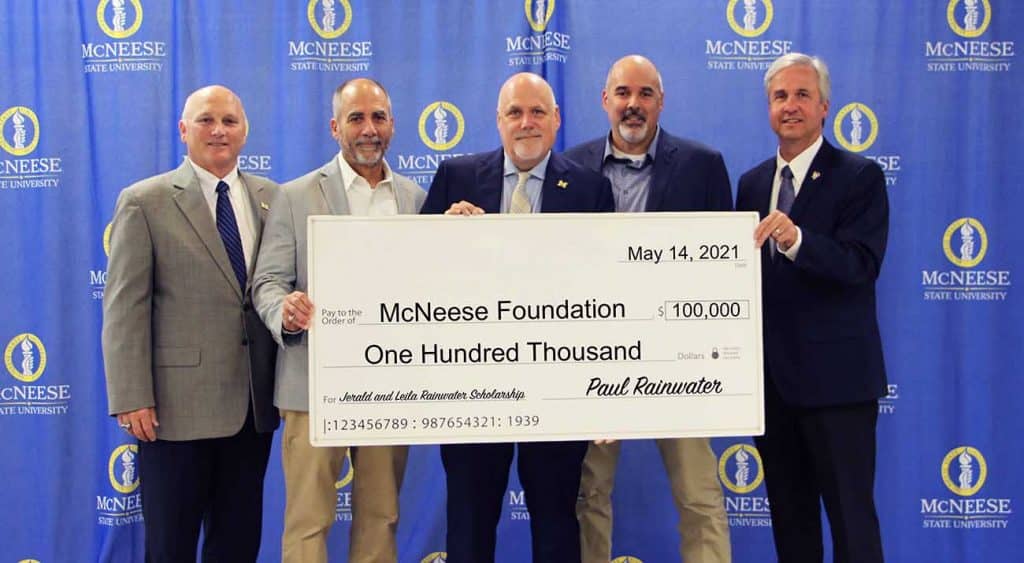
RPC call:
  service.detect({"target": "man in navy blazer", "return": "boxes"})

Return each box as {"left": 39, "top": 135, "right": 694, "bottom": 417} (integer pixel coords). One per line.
{"left": 564, "top": 55, "right": 732, "bottom": 563}
{"left": 736, "top": 53, "right": 888, "bottom": 563}
{"left": 421, "top": 72, "right": 613, "bottom": 563}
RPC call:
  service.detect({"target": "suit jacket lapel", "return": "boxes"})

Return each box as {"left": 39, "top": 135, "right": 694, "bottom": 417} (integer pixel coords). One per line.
{"left": 753, "top": 161, "right": 774, "bottom": 220}
{"left": 476, "top": 149, "right": 504, "bottom": 213}
{"left": 646, "top": 133, "right": 676, "bottom": 212}
{"left": 585, "top": 139, "right": 604, "bottom": 173}
{"left": 787, "top": 139, "right": 833, "bottom": 223}
{"left": 540, "top": 153, "right": 572, "bottom": 212}
{"left": 171, "top": 162, "right": 244, "bottom": 300}
{"left": 240, "top": 171, "right": 270, "bottom": 280}
{"left": 319, "top": 159, "right": 350, "bottom": 215}
{"left": 393, "top": 177, "right": 419, "bottom": 214}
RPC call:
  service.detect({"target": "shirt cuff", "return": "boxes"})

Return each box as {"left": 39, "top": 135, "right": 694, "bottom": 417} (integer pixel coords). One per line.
{"left": 782, "top": 226, "right": 802, "bottom": 261}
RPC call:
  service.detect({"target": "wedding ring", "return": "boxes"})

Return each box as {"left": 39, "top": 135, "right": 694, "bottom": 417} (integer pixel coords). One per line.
{"left": 119, "top": 422, "right": 131, "bottom": 429}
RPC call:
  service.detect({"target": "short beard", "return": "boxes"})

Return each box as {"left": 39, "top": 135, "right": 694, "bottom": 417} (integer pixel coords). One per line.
{"left": 347, "top": 138, "right": 386, "bottom": 166}
{"left": 617, "top": 121, "right": 649, "bottom": 146}
{"left": 513, "top": 143, "right": 545, "bottom": 165}
{"left": 351, "top": 149, "right": 383, "bottom": 166}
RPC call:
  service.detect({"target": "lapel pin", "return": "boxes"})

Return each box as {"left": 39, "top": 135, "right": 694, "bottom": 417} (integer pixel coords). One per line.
{"left": 260, "top": 201, "right": 270, "bottom": 210}
{"left": 811, "top": 171, "right": 821, "bottom": 181}
{"left": 557, "top": 179, "right": 568, "bottom": 189}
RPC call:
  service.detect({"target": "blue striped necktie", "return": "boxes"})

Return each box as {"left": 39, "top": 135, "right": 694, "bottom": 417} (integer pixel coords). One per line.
{"left": 215, "top": 180, "right": 247, "bottom": 291}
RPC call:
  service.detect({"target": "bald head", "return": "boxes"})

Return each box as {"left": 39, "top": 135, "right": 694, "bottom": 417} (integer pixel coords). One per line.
{"left": 181, "top": 85, "right": 247, "bottom": 128}
{"left": 178, "top": 85, "right": 248, "bottom": 178}
{"left": 605, "top": 55, "right": 664, "bottom": 94}
{"left": 497, "top": 72, "right": 558, "bottom": 112}
{"left": 495, "top": 72, "right": 561, "bottom": 171}
{"left": 332, "top": 78, "right": 392, "bottom": 120}
{"left": 602, "top": 55, "right": 664, "bottom": 153}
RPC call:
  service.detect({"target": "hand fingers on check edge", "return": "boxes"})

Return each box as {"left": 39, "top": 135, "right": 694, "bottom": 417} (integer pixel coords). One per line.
{"left": 753, "top": 215, "right": 777, "bottom": 247}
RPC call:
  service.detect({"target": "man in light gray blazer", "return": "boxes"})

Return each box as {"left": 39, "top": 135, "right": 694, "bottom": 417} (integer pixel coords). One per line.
{"left": 252, "top": 78, "right": 425, "bottom": 563}
{"left": 102, "top": 85, "right": 279, "bottom": 562}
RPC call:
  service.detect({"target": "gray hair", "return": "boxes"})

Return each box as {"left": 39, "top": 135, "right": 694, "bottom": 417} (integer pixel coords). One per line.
{"left": 763, "top": 53, "right": 831, "bottom": 103}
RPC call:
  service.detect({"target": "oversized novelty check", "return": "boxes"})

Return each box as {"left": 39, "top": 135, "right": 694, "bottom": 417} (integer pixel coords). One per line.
{"left": 308, "top": 212, "right": 763, "bottom": 446}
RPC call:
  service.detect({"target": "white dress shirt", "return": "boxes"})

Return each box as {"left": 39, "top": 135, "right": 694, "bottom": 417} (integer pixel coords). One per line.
{"left": 190, "top": 159, "right": 257, "bottom": 272}
{"left": 771, "top": 134, "right": 824, "bottom": 260}
{"left": 337, "top": 152, "right": 398, "bottom": 217}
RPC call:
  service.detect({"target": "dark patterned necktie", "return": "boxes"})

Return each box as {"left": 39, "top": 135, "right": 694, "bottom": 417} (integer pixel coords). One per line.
{"left": 215, "top": 180, "right": 247, "bottom": 291}
{"left": 777, "top": 165, "right": 795, "bottom": 215}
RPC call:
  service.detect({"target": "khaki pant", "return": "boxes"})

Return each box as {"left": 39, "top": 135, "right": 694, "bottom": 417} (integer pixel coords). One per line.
{"left": 280, "top": 410, "right": 408, "bottom": 563}
{"left": 577, "top": 438, "right": 731, "bottom": 562}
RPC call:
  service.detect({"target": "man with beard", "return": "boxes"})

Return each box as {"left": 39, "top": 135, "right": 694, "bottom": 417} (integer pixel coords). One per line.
{"left": 565, "top": 55, "right": 733, "bottom": 562}
{"left": 252, "top": 78, "right": 424, "bottom": 563}
{"left": 421, "top": 72, "right": 613, "bottom": 563}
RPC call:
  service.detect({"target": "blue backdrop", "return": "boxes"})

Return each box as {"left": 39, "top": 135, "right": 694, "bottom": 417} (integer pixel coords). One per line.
{"left": 1, "top": 1, "right": 1021, "bottom": 562}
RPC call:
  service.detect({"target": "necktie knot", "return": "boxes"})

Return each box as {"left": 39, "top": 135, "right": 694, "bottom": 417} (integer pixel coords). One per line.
{"left": 781, "top": 165, "right": 793, "bottom": 180}
{"left": 216, "top": 180, "right": 229, "bottom": 194}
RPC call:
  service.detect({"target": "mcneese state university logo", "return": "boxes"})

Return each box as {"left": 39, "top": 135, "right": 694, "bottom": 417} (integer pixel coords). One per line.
{"left": 1, "top": 334, "right": 70, "bottom": 416}
{"left": 505, "top": 0, "right": 571, "bottom": 67}
{"left": 925, "top": 0, "right": 1014, "bottom": 72}
{"left": 612, "top": 557, "right": 644, "bottom": 562}
{"left": 706, "top": 0, "right": 792, "bottom": 71}
{"left": 718, "top": 443, "right": 772, "bottom": 527}
{"left": 97, "top": 444, "right": 144, "bottom": 526}
{"left": 420, "top": 552, "right": 447, "bottom": 563}
{"left": 288, "top": 0, "right": 372, "bottom": 72}
{"left": 832, "top": 102, "right": 901, "bottom": 187}
{"left": 335, "top": 450, "right": 355, "bottom": 521}
{"left": 879, "top": 383, "right": 899, "bottom": 414}
{"left": 0, "top": 106, "right": 63, "bottom": 190}
{"left": 395, "top": 101, "right": 470, "bottom": 187}
{"left": 921, "top": 446, "right": 1012, "bottom": 529}
{"left": 90, "top": 222, "right": 113, "bottom": 301}
{"left": 82, "top": 0, "right": 167, "bottom": 73}
{"left": 508, "top": 488, "right": 530, "bottom": 520}
{"left": 922, "top": 217, "right": 1010, "bottom": 301}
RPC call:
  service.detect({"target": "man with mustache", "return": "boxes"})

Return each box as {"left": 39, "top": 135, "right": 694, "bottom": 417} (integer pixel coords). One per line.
{"left": 421, "top": 72, "right": 613, "bottom": 563}
{"left": 103, "top": 85, "right": 279, "bottom": 561}
{"left": 564, "top": 55, "right": 733, "bottom": 562}
{"left": 252, "top": 78, "right": 424, "bottom": 563}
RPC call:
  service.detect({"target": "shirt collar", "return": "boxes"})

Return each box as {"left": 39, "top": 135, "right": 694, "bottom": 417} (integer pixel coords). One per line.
{"left": 336, "top": 151, "right": 394, "bottom": 192}
{"left": 503, "top": 150, "right": 551, "bottom": 181}
{"left": 775, "top": 134, "right": 823, "bottom": 187}
{"left": 603, "top": 126, "right": 660, "bottom": 167}
{"left": 188, "top": 158, "right": 239, "bottom": 194}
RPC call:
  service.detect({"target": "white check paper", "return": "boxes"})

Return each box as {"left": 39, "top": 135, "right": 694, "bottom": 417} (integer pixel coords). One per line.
{"left": 308, "top": 212, "right": 764, "bottom": 446}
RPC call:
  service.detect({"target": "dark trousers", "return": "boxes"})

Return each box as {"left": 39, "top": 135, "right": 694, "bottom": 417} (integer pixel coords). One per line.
{"left": 441, "top": 440, "right": 588, "bottom": 563}
{"left": 755, "top": 379, "right": 884, "bottom": 563}
{"left": 138, "top": 408, "right": 273, "bottom": 563}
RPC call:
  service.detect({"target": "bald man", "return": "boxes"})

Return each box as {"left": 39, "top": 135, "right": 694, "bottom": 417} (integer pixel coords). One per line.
{"left": 421, "top": 73, "right": 613, "bottom": 563}
{"left": 565, "top": 55, "right": 732, "bottom": 562}
{"left": 253, "top": 78, "right": 424, "bottom": 563}
{"left": 103, "top": 85, "right": 279, "bottom": 561}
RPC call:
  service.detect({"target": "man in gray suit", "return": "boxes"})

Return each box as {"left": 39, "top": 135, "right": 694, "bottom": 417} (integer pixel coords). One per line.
{"left": 252, "top": 78, "right": 424, "bottom": 563}
{"left": 102, "top": 85, "right": 279, "bottom": 562}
